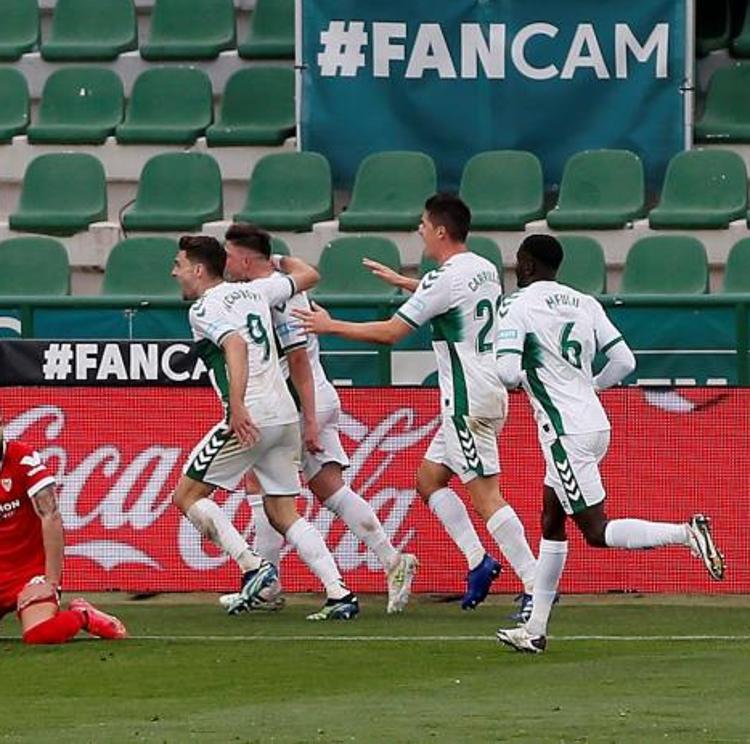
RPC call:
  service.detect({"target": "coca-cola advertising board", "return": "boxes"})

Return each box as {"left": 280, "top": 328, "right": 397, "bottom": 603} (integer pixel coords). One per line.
{"left": 2, "top": 387, "right": 747, "bottom": 594}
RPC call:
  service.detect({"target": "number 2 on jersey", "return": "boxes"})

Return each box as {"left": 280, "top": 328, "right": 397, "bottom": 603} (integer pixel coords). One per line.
{"left": 559, "top": 322, "right": 582, "bottom": 369}
{"left": 246, "top": 313, "right": 271, "bottom": 362}
{"left": 474, "top": 298, "right": 501, "bottom": 354}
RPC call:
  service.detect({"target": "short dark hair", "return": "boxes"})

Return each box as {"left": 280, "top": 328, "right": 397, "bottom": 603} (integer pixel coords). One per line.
{"left": 519, "top": 234, "right": 564, "bottom": 271}
{"left": 178, "top": 235, "right": 225, "bottom": 278}
{"left": 424, "top": 193, "right": 471, "bottom": 242}
{"left": 225, "top": 222, "right": 272, "bottom": 259}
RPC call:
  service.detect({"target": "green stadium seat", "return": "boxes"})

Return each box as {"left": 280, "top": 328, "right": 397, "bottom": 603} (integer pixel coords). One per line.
{"left": 732, "top": 0, "right": 750, "bottom": 55}
{"left": 695, "top": 64, "right": 750, "bottom": 142}
{"left": 697, "top": 0, "right": 731, "bottom": 56}
{"left": 313, "top": 237, "right": 401, "bottom": 297}
{"left": 0, "top": 237, "right": 70, "bottom": 296}
{"left": 41, "top": 0, "right": 137, "bottom": 61}
{"left": 122, "top": 152, "right": 223, "bottom": 231}
{"left": 238, "top": 0, "right": 294, "bottom": 59}
{"left": 102, "top": 237, "right": 181, "bottom": 296}
{"left": 116, "top": 67, "right": 212, "bottom": 145}
{"left": 0, "top": 0, "right": 38, "bottom": 60}
{"left": 270, "top": 236, "right": 290, "bottom": 256}
{"left": 206, "top": 67, "right": 294, "bottom": 146}
{"left": 141, "top": 0, "right": 236, "bottom": 61}
{"left": 28, "top": 67, "right": 124, "bottom": 145}
{"left": 649, "top": 150, "right": 747, "bottom": 229}
{"left": 339, "top": 152, "right": 437, "bottom": 232}
{"left": 547, "top": 150, "right": 645, "bottom": 230}
{"left": 9, "top": 153, "right": 107, "bottom": 236}
{"left": 419, "top": 236, "right": 503, "bottom": 278}
{"left": 620, "top": 236, "right": 708, "bottom": 295}
{"left": 722, "top": 238, "right": 750, "bottom": 292}
{"left": 0, "top": 69, "right": 29, "bottom": 142}
{"left": 557, "top": 236, "right": 607, "bottom": 295}
{"left": 459, "top": 151, "right": 544, "bottom": 229}
{"left": 234, "top": 152, "right": 333, "bottom": 231}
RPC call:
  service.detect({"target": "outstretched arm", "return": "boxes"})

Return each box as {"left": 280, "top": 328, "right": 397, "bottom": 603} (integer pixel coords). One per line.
{"left": 362, "top": 258, "right": 419, "bottom": 293}
{"left": 293, "top": 303, "right": 412, "bottom": 346}
{"left": 275, "top": 255, "right": 320, "bottom": 294}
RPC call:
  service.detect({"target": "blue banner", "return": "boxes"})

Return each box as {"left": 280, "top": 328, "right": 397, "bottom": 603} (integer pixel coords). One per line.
{"left": 300, "top": 0, "right": 688, "bottom": 190}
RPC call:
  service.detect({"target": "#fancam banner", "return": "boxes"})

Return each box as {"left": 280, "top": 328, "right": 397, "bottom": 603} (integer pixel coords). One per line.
{"left": 299, "top": 0, "right": 689, "bottom": 189}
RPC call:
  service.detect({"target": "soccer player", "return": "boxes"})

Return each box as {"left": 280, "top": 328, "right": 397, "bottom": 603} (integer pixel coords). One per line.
{"left": 294, "top": 194, "right": 537, "bottom": 610}
{"left": 0, "top": 412, "right": 127, "bottom": 644}
{"left": 494, "top": 235, "right": 725, "bottom": 654}
{"left": 219, "top": 223, "right": 418, "bottom": 614}
{"left": 171, "top": 236, "right": 358, "bottom": 620}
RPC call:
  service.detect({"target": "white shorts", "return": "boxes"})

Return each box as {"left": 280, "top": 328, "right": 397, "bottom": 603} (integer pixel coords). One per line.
{"left": 425, "top": 415, "right": 503, "bottom": 484}
{"left": 542, "top": 430, "right": 610, "bottom": 515}
{"left": 301, "top": 406, "right": 349, "bottom": 482}
{"left": 184, "top": 421, "right": 301, "bottom": 496}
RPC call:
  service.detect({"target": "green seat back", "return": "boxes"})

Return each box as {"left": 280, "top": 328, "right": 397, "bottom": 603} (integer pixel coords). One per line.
{"left": 142, "top": 0, "right": 236, "bottom": 60}
{"left": 419, "top": 237, "right": 503, "bottom": 281}
{"left": 723, "top": 238, "right": 750, "bottom": 292}
{"left": 621, "top": 237, "right": 708, "bottom": 295}
{"left": 0, "top": 0, "right": 38, "bottom": 60}
{"left": 122, "top": 152, "right": 223, "bottom": 231}
{"left": 314, "top": 237, "right": 401, "bottom": 296}
{"left": 270, "top": 236, "right": 290, "bottom": 256}
{"left": 28, "top": 67, "right": 123, "bottom": 144}
{"left": 0, "top": 68, "right": 29, "bottom": 142}
{"left": 460, "top": 151, "right": 544, "bottom": 229}
{"left": 235, "top": 152, "right": 333, "bottom": 231}
{"left": 206, "top": 67, "right": 294, "bottom": 146}
{"left": 42, "top": 0, "right": 137, "bottom": 61}
{"left": 731, "top": 0, "right": 750, "bottom": 55}
{"left": 10, "top": 153, "right": 107, "bottom": 236}
{"left": 547, "top": 149, "right": 645, "bottom": 229}
{"left": 697, "top": 0, "right": 731, "bottom": 56}
{"left": 0, "top": 237, "right": 69, "bottom": 295}
{"left": 239, "top": 0, "right": 294, "bottom": 59}
{"left": 102, "top": 237, "right": 181, "bottom": 296}
{"left": 649, "top": 149, "right": 747, "bottom": 229}
{"left": 557, "top": 235, "right": 607, "bottom": 294}
{"left": 339, "top": 151, "right": 437, "bottom": 232}
{"left": 116, "top": 66, "right": 212, "bottom": 144}
{"left": 695, "top": 64, "right": 750, "bottom": 142}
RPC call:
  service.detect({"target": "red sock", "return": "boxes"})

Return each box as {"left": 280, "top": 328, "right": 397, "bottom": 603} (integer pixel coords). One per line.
{"left": 23, "top": 610, "right": 85, "bottom": 645}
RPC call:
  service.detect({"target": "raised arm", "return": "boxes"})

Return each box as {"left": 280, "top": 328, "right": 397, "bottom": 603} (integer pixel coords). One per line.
{"left": 362, "top": 258, "right": 419, "bottom": 293}
{"left": 276, "top": 255, "right": 320, "bottom": 294}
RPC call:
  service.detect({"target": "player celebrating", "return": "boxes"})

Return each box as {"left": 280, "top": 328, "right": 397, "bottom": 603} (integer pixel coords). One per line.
{"left": 0, "top": 412, "right": 127, "bottom": 644}
{"left": 295, "top": 194, "right": 537, "bottom": 611}
{"left": 494, "top": 235, "right": 725, "bottom": 654}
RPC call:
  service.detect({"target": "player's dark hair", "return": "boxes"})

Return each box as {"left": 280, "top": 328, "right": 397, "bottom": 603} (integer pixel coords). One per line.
{"left": 424, "top": 193, "right": 471, "bottom": 243}
{"left": 225, "top": 222, "right": 272, "bottom": 259}
{"left": 178, "top": 235, "right": 225, "bottom": 278}
{"left": 519, "top": 234, "right": 564, "bottom": 271}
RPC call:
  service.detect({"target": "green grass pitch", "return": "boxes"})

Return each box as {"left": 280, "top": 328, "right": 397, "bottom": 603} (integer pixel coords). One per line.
{"left": 1, "top": 595, "right": 748, "bottom": 743}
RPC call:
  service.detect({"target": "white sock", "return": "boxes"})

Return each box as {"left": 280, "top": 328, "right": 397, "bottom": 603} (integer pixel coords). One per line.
{"left": 248, "top": 493, "right": 285, "bottom": 570}
{"left": 186, "top": 498, "right": 261, "bottom": 573}
{"left": 428, "top": 488, "right": 485, "bottom": 570}
{"left": 285, "top": 517, "right": 349, "bottom": 600}
{"left": 486, "top": 506, "right": 537, "bottom": 593}
{"left": 527, "top": 539, "right": 568, "bottom": 637}
{"left": 325, "top": 486, "right": 399, "bottom": 572}
{"left": 604, "top": 519, "right": 690, "bottom": 549}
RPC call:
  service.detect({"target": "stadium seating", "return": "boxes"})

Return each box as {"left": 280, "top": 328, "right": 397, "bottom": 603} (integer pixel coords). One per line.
{"left": 206, "top": 67, "right": 294, "bottom": 146}
{"left": 696, "top": 0, "right": 731, "bottom": 57}
{"left": 649, "top": 150, "right": 747, "bottom": 229}
{"left": 722, "top": 238, "right": 750, "bottom": 292}
{"left": 234, "top": 152, "right": 333, "bottom": 231}
{"left": 122, "top": 152, "right": 223, "bottom": 231}
{"left": 620, "top": 236, "right": 709, "bottom": 294}
{"left": 28, "top": 68, "right": 124, "bottom": 145}
{"left": 41, "top": 0, "right": 137, "bottom": 61}
{"left": 116, "top": 67, "right": 213, "bottom": 145}
{"left": 546, "top": 150, "right": 645, "bottom": 229}
{"left": 339, "top": 152, "right": 437, "bottom": 232}
{"left": 102, "top": 237, "right": 181, "bottom": 296}
{"left": 0, "top": 237, "right": 70, "bottom": 296}
{"left": 141, "top": 0, "right": 236, "bottom": 61}
{"left": 270, "top": 236, "right": 290, "bottom": 256}
{"left": 459, "top": 151, "right": 545, "bottom": 230}
{"left": 238, "top": 0, "right": 294, "bottom": 59}
{"left": 0, "top": 0, "right": 38, "bottom": 61}
{"left": 9, "top": 153, "right": 107, "bottom": 235}
{"left": 732, "top": 0, "right": 750, "bottom": 55}
{"left": 0, "top": 68, "right": 29, "bottom": 142}
{"left": 557, "top": 236, "right": 607, "bottom": 295}
{"left": 312, "top": 237, "right": 402, "bottom": 297}
{"left": 695, "top": 64, "right": 750, "bottom": 142}
{"left": 420, "top": 236, "right": 503, "bottom": 278}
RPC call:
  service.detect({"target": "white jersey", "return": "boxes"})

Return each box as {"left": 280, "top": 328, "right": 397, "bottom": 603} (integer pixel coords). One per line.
{"left": 189, "top": 277, "right": 299, "bottom": 427}
{"left": 396, "top": 251, "right": 507, "bottom": 419}
{"left": 495, "top": 280, "right": 624, "bottom": 435}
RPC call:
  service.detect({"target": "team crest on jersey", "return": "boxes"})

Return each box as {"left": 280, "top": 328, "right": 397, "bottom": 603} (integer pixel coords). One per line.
{"left": 1, "top": 478, "right": 11, "bottom": 492}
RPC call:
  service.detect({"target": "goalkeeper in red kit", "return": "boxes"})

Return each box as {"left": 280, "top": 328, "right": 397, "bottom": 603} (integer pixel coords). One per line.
{"left": 0, "top": 412, "right": 127, "bottom": 644}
